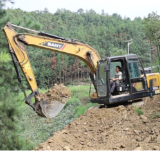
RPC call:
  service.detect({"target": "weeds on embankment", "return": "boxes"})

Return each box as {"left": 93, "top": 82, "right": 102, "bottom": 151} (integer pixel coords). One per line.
{"left": 151, "top": 112, "right": 160, "bottom": 119}
{"left": 134, "top": 107, "right": 143, "bottom": 115}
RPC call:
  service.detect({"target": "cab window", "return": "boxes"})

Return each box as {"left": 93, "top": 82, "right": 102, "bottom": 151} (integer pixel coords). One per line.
{"left": 128, "top": 59, "right": 143, "bottom": 79}
{"left": 96, "top": 62, "right": 107, "bottom": 97}
{"left": 110, "top": 61, "right": 122, "bottom": 79}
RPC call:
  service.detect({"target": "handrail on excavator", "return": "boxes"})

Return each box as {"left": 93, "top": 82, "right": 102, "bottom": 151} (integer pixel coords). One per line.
{"left": 10, "top": 23, "right": 87, "bottom": 43}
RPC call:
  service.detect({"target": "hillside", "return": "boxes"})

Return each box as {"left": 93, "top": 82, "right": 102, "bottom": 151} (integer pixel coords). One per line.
{"left": 35, "top": 95, "right": 160, "bottom": 150}
{"left": 6, "top": 8, "right": 151, "bottom": 88}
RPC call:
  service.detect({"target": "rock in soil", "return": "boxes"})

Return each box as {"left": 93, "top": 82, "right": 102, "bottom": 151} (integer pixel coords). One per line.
{"left": 134, "top": 147, "right": 143, "bottom": 151}
{"left": 63, "top": 146, "right": 71, "bottom": 151}
{"left": 153, "top": 146, "right": 159, "bottom": 150}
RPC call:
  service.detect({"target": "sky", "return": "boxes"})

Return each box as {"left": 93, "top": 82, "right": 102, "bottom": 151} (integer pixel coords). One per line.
{"left": 5, "top": 0, "right": 160, "bottom": 20}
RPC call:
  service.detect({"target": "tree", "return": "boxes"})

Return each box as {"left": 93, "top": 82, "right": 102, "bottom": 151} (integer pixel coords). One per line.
{"left": 0, "top": 0, "right": 10, "bottom": 50}
{"left": 77, "top": 8, "right": 84, "bottom": 14}
{"left": 110, "top": 48, "right": 126, "bottom": 56}
{"left": 0, "top": 56, "right": 34, "bottom": 150}
{"left": 143, "top": 12, "right": 160, "bottom": 66}
{"left": 143, "top": 12, "right": 160, "bottom": 44}
{"left": 6, "top": 7, "right": 152, "bottom": 86}
{"left": 0, "top": 0, "right": 33, "bottom": 150}
{"left": 43, "top": 7, "right": 49, "bottom": 14}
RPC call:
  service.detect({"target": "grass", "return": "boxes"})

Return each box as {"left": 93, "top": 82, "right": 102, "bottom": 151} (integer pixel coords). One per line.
{"left": 134, "top": 107, "right": 143, "bottom": 115}
{"left": 150, "top": 112, "right": 160, "bottom": 119}
{"left": 67, "top": 85, "right": 97, "bottom": 117}
{"left": 68, "top": 85, "right": 90, "bottom": 99}
{"left": 75, "top": 106, "right": 88, "bottom": 116}
{"left": 16, "top": 84, "right": 97, "bottom": 149}
{"left": 64, "top": 97, "right": 80, "bottom": 109}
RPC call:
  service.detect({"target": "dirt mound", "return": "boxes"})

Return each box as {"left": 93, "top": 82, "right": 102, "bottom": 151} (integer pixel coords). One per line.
{"left": 36, "top": 84, "right": 71, "bottom": 104}
{"left": 35, "top": 95, "right": 160, "bottom": 150}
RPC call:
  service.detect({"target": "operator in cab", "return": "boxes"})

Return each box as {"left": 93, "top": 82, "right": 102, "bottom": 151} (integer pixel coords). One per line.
{"left": 110, "top": 66, "right": 122, "bottom": 94}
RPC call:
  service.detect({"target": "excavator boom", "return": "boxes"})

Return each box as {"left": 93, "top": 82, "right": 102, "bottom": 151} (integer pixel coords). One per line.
{"left": 3, "top": 22, "right": 101, "bottom": 118}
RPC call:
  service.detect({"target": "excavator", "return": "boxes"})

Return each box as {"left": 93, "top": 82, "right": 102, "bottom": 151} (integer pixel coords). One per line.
{"left": 3, "top": 22, "right": 160, "bottom": 118}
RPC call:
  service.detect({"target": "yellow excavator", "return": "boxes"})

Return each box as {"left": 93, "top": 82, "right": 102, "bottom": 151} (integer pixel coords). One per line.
{"left": 3, "top": 22, "right": 160, "bottom": 118}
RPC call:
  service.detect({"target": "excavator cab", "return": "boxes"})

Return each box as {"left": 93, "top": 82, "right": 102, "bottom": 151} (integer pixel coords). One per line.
{"left": 91, "top": 54, "right": 150, "bottom": 105}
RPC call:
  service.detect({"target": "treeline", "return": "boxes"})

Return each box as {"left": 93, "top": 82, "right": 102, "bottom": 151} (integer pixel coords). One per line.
{"left": 0, "top": 0, "right": 34, "bottom": 150}
{"left": 5, "top": 8, "right": 152, "bottom": 88}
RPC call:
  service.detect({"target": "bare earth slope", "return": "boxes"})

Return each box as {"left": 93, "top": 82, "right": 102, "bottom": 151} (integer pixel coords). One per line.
{"left": 35, "top": 95, "right": 160, "bottom": 150}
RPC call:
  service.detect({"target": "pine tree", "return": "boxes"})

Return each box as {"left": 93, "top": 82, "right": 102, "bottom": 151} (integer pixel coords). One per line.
{"left": 5, "top": 7, "right": 152, "bottom": 86}
{"left": 0, "top": 0, "right": 9, "bottom": 50}
{"left": 0, "top": 59, "right": 34, "bottom": 150}
{"left": 0, "top": 0, "right": 33, "bottom": 150}
{"left": 143, "top": 12, "right": 160, "bottom": 66}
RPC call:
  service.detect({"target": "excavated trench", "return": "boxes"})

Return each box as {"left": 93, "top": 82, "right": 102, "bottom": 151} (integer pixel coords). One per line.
{"left": 35, "top": 94, "right": 160, "bottom": 150}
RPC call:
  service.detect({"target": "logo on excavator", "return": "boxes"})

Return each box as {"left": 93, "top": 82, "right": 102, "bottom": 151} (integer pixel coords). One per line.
{"left": 43, "top": 42, "right": 66, "bottom": 50}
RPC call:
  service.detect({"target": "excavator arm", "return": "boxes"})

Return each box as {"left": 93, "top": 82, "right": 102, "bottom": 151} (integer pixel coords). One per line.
{"left": 3, "top": 22, "right": 101, "bottom": 118}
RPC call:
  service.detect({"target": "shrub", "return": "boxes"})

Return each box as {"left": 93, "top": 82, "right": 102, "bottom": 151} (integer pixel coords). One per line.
{"left": 134, "top": 107, "right": 143, "bottom": 115}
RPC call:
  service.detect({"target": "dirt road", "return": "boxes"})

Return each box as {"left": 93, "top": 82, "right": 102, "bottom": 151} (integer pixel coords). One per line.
{"left": 35, "top": 95, "right": 160, "bottom": 150}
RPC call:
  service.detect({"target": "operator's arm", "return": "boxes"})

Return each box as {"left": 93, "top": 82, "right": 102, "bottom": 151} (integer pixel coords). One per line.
{"left": 110, "top": 72, "right": 122, "bottom": 81}
{"left": 111, "top": 78, "right": 120, "bottom": 81}
{"left": 110, "top": 78, "right": 118, "bottom": 81}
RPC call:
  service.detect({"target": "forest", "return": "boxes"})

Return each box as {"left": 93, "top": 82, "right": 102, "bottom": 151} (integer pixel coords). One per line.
{"left": 4, "top": 7, "right": 157, "bottom": 88}
{"left": 1, "top": 0, "right": 160, "bottom": 150}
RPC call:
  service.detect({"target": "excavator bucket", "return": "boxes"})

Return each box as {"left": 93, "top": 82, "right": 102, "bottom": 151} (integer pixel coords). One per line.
{"left": 31, "top": 84, "right": 71, "bottom": 118}
{"left": 38, "top": 98, "right": 69, "bottom": 118}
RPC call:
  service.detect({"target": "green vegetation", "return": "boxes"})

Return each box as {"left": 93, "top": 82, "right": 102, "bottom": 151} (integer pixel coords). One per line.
{"left": 66, "top": 85, "right": 97, "bottom": 117}
{"left": 0, "top": 0, "right": 33, "bottom": 150}
{"left": 0, "top": 0, "right": 9, "bottom": 51}
{"left": 75, "top": 106, "right": 88, "bottom": 116}
{"left": 143, "top": 12, "right": 160, "bottom": 69}
{"left": 16, "top": 85, "right": 96, "bottom": 149}
{"left": 0, "top": 51, "right": 11, "bottom": 63}
{"left": 0, "top": 0, "right": 43, "bottom": 150}
{"left": 134, "top": 107, "right": 143, "bottom": 115}
{"left": 150, "top": 112, "right": 160, "bottom": 119}
{"left": 4, "top": 8, "right": 154, "bottom": 89}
